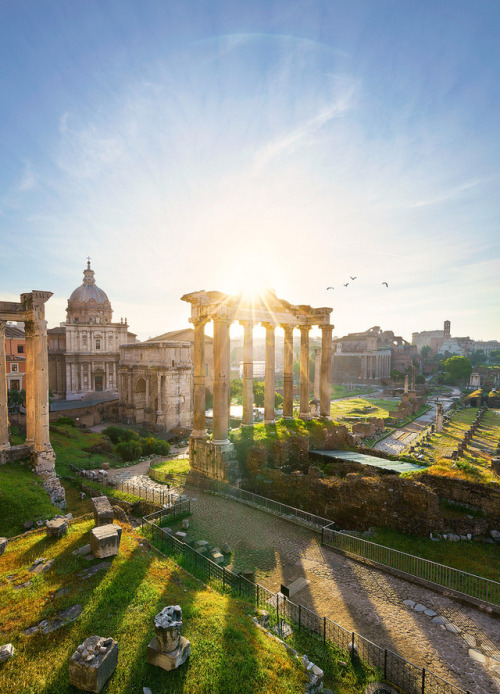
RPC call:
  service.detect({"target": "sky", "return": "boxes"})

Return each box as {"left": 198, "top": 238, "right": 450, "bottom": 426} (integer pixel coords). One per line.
{"left": 1, "top": 0, "right": 499, "bottom": 343}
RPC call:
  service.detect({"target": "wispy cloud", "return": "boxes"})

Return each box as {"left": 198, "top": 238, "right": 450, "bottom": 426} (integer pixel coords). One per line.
{"left": 17, "top": 161, "right": 38, "bottom": 192}
{"left": 254, "top": 89, "right": 355, "bottom": 169}
{"left": 407, "top": 178, "right": 486, "bottom": 208}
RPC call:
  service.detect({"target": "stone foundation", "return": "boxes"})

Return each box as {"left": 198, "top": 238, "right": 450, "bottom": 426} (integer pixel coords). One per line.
{"left": 69, "top": 636, "right": 118, "bottom": 693}
{"left": 189, "top": 437, "right": 239, "bottom": 483}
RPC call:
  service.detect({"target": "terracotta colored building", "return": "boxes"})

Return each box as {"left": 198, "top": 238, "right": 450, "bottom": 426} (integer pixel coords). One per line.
{"left": 4, "top": 324, "right": 26, "bottom": 391}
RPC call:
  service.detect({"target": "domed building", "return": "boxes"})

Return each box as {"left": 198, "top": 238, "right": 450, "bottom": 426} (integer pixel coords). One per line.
{"left": 48, "top": 261, "right": 136, "bottom": 399}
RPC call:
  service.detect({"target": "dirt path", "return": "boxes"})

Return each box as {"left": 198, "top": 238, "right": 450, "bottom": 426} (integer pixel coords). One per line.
{"left": 182, "top": 486, "right": 500, "bottom": 694}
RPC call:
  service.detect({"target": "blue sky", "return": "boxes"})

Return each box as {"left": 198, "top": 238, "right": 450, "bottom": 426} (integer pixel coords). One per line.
{"left": 1, "top": 0, "right": 499, "bottom": 342}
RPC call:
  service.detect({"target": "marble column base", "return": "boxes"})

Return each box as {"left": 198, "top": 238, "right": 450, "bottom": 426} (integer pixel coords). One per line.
{"left": 147, "top": 635, "right": 191, "bottom": 671}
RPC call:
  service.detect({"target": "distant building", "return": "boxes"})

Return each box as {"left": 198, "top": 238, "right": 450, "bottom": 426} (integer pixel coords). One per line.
{"left": 331, "top": 326, "right": 397, "bottom": 383}
{"left": 4, "top": 324, "right": 26, "bottom": 391}
{"left": 119, "top": 339, "right": 192, "bottom": 432}
{"left": 48, "top": 260, "right": 136, "bottom": 399}
{"left": 412, "top": 320, "right": 473, "bottom": 356}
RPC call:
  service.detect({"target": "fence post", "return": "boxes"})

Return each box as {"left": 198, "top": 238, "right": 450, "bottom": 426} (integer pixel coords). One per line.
{"left": 222, "top": 567, "right": 226, "bottom": 593}
{"left": 321, "top": 525, "right": 324, "bottom": 545}
{"left": 421, "top": 668, "right": 425, "bottom": 694}
{"left": 351, "top": 632, "right": 355, "bottom": 659}
{"left": 276, "top": 594, "right": 280, "bottom": 637}
{"left": 256, "top": 583, "right": 259, "bottom": 606}
{"left": 298, "top": 604, "right": 301, "bottom": 631}
{"left": 323, "top": 616, "right": 326, "bottom": 644}
{"left": 384, "top": 649, "right": 387, "bottom": 679}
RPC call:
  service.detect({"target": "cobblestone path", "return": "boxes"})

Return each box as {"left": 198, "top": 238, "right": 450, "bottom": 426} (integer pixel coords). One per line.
{"left": 183, "top": 487, "right": 500, "bottom": 694}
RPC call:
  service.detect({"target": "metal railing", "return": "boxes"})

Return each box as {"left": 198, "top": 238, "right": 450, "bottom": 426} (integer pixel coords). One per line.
{"left": 322, "top": 525, "right": 500, "bottom": 609}
{"left": 141, "top": 514, "right": 471, "bottom": 694}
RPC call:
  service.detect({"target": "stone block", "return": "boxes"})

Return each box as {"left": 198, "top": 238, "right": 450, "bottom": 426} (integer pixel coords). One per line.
{"left": 0, "top": 644, "right": 14, "bottom": 662}
{"left": 195, "top": 539, "right": 208, "bottom": 548}
{"left": 221, "top": 542, "right": 231, "bottom": 555}
{"left": 0, "top": 537, "right": 7, "bottom": 556}
{"left": 255, "top": 609, "right": 269, "bottom": 629}
{"left": 92, "top": 496, "right": 114, "bottom": 527}
{"left": 69, "top": 635, "right": 118, "bottom": 693}
{"left": 212, "top": 552, "right": 224, "bottom": 565}
{"left": 90, "top": 525, "right": 122, "bottom": 559}
{"left": 147, "top": 635, "right": 191, "bottom": 671}
{"left": 181, "top": 519, "right": 190, "bottom": 529}
{"left": 175, "top": 531, "right": 187, "bottom": 541}
{"left": 46, "top": 518, "right": 68, "bottom": 538}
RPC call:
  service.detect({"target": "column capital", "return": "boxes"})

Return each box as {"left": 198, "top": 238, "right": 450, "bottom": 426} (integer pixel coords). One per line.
{"left": 212, "top": 315, "right": 232, "bottom": 326}
{"left": 299, "top": 324, "right": 311, "bottom": 333}
{"left": 320, "top": 324, "right": 333, "bottom": 334}
{"left": 280, "top": 323, "right": 294, "bottom": 335}
{"left": 191, "top": 317, "right": 209, "bottom": 327}
{"left": 239, "top": 320, "right": 254, "bottom": 329}
{"left": 261, "top": 321, "right": 275, "bottom": 331}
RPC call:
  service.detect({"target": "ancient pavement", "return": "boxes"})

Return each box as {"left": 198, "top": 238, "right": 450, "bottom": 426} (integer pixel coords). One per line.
{"left": 180, "top": 487, "right": 500, "bottom": 694}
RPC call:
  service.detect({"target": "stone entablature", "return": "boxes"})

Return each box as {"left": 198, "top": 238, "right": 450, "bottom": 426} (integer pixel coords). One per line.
{"left": 119, "top": 341, "right": 192, "bottom": 432}
{"left": 182, "top": 289, "right": 333, "bottom": 482}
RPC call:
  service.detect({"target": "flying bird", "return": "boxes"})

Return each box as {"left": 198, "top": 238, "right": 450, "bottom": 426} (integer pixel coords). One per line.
{"left": 382, "top": 282, "right": 389, "bottom": 287}
{"left": 350, "top": 276, "right": 357, "bottom": 280}
{"left": 326, "top": 286, "right": 335, "bottom": 290}
{"left": 343, "top": 283, "right": 349, "bottom": 287}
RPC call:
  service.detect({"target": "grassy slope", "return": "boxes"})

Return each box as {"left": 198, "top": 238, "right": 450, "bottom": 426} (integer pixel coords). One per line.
{"left": 369, "top": 527, "right": 500, "bottom": 582}
{"left": 151, "top": 457, "right": 190, "bottom": 476}
{"left": 329, "top": 397, "right": 397, "bottom": 422}
{"left": 409, "top": 408, "right": 500, "bottom": 484}
{"left": 0, "top": 519, "right": 311, "bottom": 694}
{"left": 0, "top": 464, "right": 61, "bottom": 537}
{"left": 50, "top": 424, "right": 119, "bottom": 476}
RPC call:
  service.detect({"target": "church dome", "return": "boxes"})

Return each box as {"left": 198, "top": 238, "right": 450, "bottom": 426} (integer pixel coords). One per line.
{"left": 66, "top": 260, "right": 113, "bottom": 324}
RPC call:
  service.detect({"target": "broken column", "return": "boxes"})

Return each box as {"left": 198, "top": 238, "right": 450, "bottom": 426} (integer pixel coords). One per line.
{"left": 147, "top": 605, "right": 191, "bottom": 671}
{"left": 69, "top": 635, "right": 118, "bottom": 693}
{"left": 92, "top": 496, "right": 114, "bottom": 526}
{"left": 90, "top": 524, "right": 122, "bottom": 559}
{"left": 46, "top": 517, "right": 68, "bottom": 538}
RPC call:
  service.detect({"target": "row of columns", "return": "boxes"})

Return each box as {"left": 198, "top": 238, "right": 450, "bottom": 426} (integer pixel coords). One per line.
{"left": 0, "top": 318, "right": 53, "bottom": 466}
{"left": 362, "top": 353, "right": 391, "bottom": 379}
{"left": 66, "top": 360, "right": 118, "bottom": 393}
{"left": 192, "top": 320, "right": 333, "bottom": 444}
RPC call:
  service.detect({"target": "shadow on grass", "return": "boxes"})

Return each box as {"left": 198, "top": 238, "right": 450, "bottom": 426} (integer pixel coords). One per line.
{"left": 37, "top": 542, "right": 154, "bottom": 694}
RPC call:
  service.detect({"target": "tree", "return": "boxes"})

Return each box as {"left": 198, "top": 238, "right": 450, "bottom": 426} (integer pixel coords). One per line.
{"left": 469, "top": 350, "right": 486, "bottom": 367}
{"left": 421, "top": 345, "right": 432, "bottom": 358}
{"left": 489, "top": 350, "right": 500, "bottom": 364}
{"left": 444, "top": 356, "right": 472, "bottom": 384}
{"left": 8, "top": 388, "right": 25, "bottom": 411}
{"left": 390, "top": 369, "right": 403, "bottom": 382}
{"left": 253, "top": 381, "right": 265, "bottom": 407}
{"left": 415, "top": 374, "right": 425, "bottom": 384}
{"left": 274, "top": 391, "right": 283, "bottom": 408}
{"left": 230, "top": 378, "right": 243, "bottom": 404}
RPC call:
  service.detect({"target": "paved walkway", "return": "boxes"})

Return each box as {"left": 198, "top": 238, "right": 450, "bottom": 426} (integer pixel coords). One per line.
{"left": 179, "top": 487, "right": 500, "bottom": 694}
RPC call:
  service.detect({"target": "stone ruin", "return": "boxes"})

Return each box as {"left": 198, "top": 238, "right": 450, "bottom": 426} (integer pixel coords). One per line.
{"left": 69, "top": 635, "right": 118, "bottom": 693}
{"left": 147, "top": 605, "right": 191, "bottom": 671}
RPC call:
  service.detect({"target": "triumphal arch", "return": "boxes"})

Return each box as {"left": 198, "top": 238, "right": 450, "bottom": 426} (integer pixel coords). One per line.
{"left": 0, "top": 291, "right": 65, "bottom": 505}
{"left": 181, "top": 289, "right": 333, "bottom": 483}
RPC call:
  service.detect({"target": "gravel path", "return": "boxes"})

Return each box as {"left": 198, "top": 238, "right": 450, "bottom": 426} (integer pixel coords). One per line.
{"left": 181, "top": 486, "right": 500, "bottom": 694}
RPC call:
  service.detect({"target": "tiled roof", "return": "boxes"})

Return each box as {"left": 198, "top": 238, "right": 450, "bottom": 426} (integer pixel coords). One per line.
{"left": 5, "top": 325, "right": 25, "bottom": 338}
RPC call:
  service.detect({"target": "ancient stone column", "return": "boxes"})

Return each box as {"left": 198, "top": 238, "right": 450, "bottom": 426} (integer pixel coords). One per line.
{"left": 32, "top": 318, "right": 55, "bottom": 470}
{"left": 299, "top": 325, "right": 311, "bottom": 419}
{"left": 313, "top": 348, "right": 321, "bottom": 401}
{"left": 241, "top": 321, "right": 254, "bottom": 426}
{"left": 263, "top": 323, "right": 276, "bottom": 424}
{"left": 320, "top": 325, "right": 333, "bottom": 418}
{"left": 436, "top": 402, "right": 444, "bottom": 433}
{"left": 145, "top": 375, "right": 150, "bottom": 409}
{"left": 212, "top": 317, "right": 230, "bottom": 443}
{"left": 192, "top": 319, "right": 207, "bottom": 438}
{"left": 0, "top": 321, "right": 10, "bottom": 451}
{"left": 404, "top": 374, "right": 409, "bottom": 393}
{"left": 282, "top": 325, "right": 294, "bottom": 419}
{"left": 128, "top": 373, "right": 133, "bottom": 404}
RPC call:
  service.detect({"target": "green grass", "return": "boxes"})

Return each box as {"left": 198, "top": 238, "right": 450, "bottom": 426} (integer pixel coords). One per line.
{"left": 0, "top": 463, "right": 62, "bottom": 537}
{"left": 409, "top": 408, "right": 500, "bottom": 484}
{"left": 229, "top": 418, "right": 349, "bottom": 465}
{"left": 331, "top": 384, "right": 376, "bottom": 399}
{"left": 143, "top": 525, "right": 378, "bottom": 693}
{"left": 329, "top": 397, "right": 398, "bottom": 423}
{"left": 368, "top": 527, "right": 500, "bottom": 582}
{"left": 0, "top": 518, "right": 369, "bottom": 693}
{"left": 50, "top": 424, "right": 120, "bottom": 476}
{"left": 151, "top": 457, "right": 190, "bottom": 476}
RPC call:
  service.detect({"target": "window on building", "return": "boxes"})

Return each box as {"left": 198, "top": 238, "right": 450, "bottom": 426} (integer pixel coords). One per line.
{"left": 96, "top": 340, "right": 101, "bottom": 350}
{"left": 17, "top": 345, "right": 24, "bottom": 354}
{"left": 11, "top": 363, "right": 18, "bottom": 372}
{"left": 10, "top": 380, "right": 20, "bottom": 391}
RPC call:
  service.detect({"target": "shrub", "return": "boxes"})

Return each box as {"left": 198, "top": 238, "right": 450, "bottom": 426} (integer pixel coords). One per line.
{"left": 103, "top": 426, "right": 139, "bottom": 444}
{"left": 140, "top": 437, "right": 170, "bottom": 456}
{"left": 53, "top": 416, "right": 76, "bottom": 427}
{"left": 114, "top": 439, "right": 143, "bottom": 461}
{"left": 454, "top": 460, "right": 481, "bottom": 478}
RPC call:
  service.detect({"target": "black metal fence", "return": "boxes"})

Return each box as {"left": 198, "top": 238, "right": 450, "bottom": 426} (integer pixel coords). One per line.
{"left": 322, "top": 525, "right": 500, "bottom": 609}
{"left": 141, "top": 513, "right": 471, "bottom": 694}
